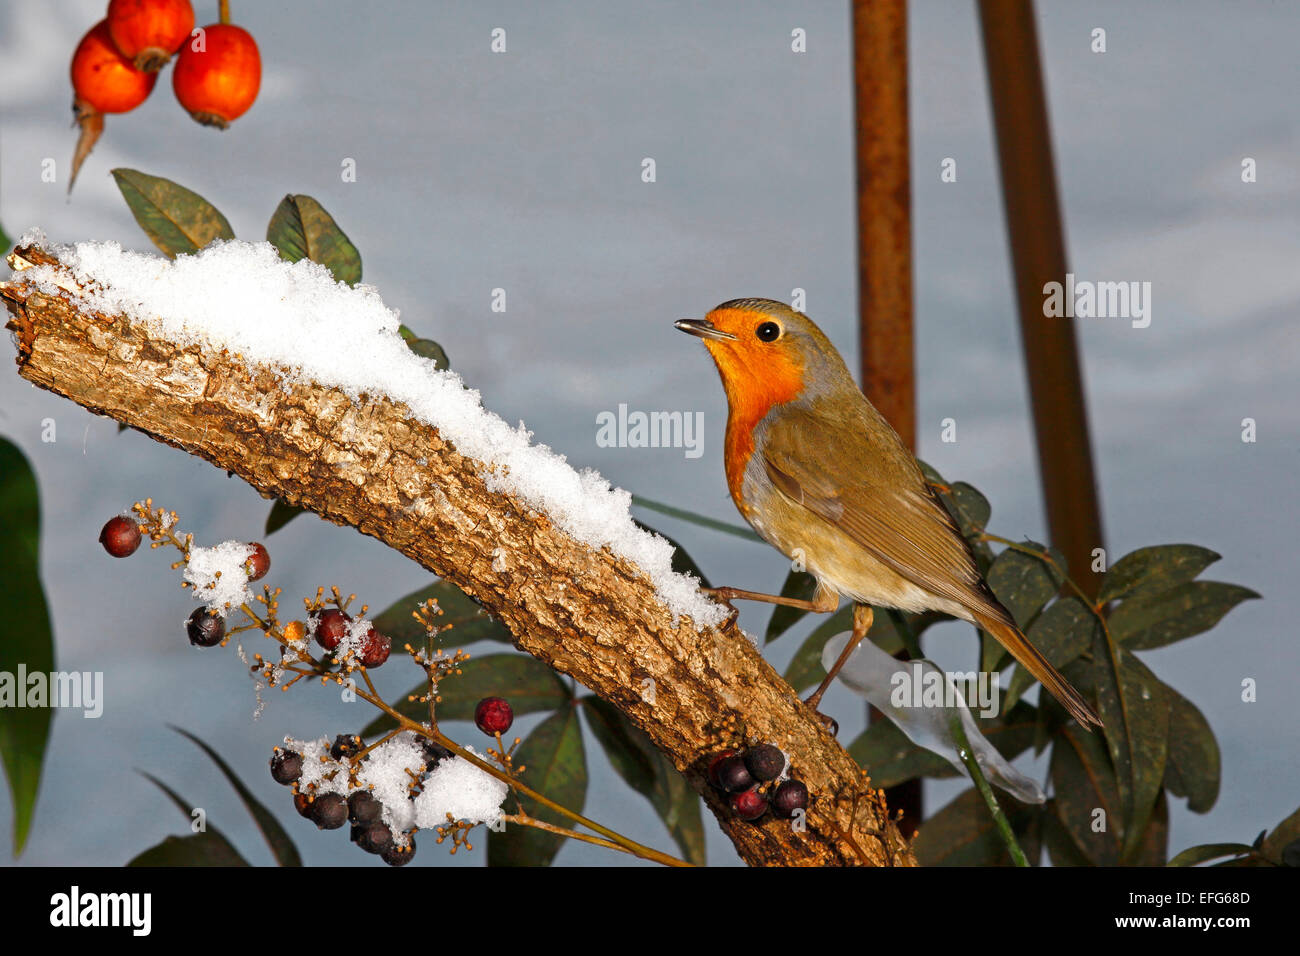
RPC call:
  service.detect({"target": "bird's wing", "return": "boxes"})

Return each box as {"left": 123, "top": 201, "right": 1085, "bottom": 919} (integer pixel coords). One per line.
{"left": 758, "top": 401, "right": 1005, "bottom": 622}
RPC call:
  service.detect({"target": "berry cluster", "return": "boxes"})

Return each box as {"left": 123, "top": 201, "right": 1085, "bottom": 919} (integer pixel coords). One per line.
{"left": 707, "top": 743, "right": 808, "bottom": 823}
{"left": 269, "top": 698, "right": 515, "bottom": 868}
{"left": 269, "top": 733, "right": 454, "bottom": 867}
{"left": 69, "top": 0, "right": 261, "bottom": 189}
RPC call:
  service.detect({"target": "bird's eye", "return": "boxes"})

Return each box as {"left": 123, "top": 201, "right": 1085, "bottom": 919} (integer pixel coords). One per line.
{"left": 756, "top": 322, "right": 781, "bottom": 342}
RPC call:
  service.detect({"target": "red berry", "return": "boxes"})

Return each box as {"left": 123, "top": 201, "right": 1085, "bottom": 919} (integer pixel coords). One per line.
{"left": 312, "top": 608, "right": 350, "bottom": 651}
{"left": 474, "top": 697, "right": 514, "bottom": 736}
{"left": 744, "top": 743, "right": 786, "bottom": 782}
{"left": 269, "top": 749, "right": 302, "bottom": 785}
{"left": 172, "top": 22, "right": 260, "bottom": 128}
{"left": 99, "top": 515, "right": 142, "bottom": 557}
{"left": 107, "top": 0, "right": 195, "bottom": 72}
{"left": 730, "top": 788, "right": 768, "bottom": 822}
{"left": 772, "top": 780, "right": 809, "bottom": 818}
{"left": 357, "top": 626, "right": 391, "bottom": 668}
{"left": 186, "top": 607, "right": 224, "bottom": 647}
{"left": 243, "top": 541, "right": 270, "bottom": 581}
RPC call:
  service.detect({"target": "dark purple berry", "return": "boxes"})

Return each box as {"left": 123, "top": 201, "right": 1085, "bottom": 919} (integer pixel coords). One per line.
{"left": 186, "top": 607, "right": 225, "bottom": 647}
{"left": 244, "top": 541, "right": 270, "bottom": 581}
{"left": 352, "top": 822, "right": 393, "bottom": 855}
{"left": 357, "top": 626, "right": 391, "bottom": 668}
{"left": 474, "top": 696, "right": 513, "bottom": 736}
{"left": 731, "top": 787, "right": 769, "bottom": 822}
{"left": 348, "top": 790, "right": 383, "bottom": 826}
{"left": 270, "top": 749, "right": 302, "bottom": 785}
{"left": 99, "top": 515, "right": 141, "bottom": 557}
{"left": 313, "top": 608, "right": 350, "bottom": 651}
{"left": 421, "top": 738, "right": 453, "bottom": 769}
{"left": 380, "top": 836, "right": 416, "bottom": 866}
{"left": 330, "top": 734, "right": 362, "bottom": 761}
{"left": 707, "top": 749, "right": 739, "bottom": 790}
{"left": 744, "top": 743, "right": 786, "bottom": 782}
{"left": 714, "top": 755, "right": 754, "bottom": 793}
{"left": 772, "top": 780, "right": 809, "bottom": 818}
{"left": 310, "top": 792, "right": 348, "bottom": 830}
{"left": 293, "top": 792, "right": 314, "bottom": 819}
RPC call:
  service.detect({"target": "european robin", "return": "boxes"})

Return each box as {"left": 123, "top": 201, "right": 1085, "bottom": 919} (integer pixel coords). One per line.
{"left": 676, "top": 298, "right": 1102, "bottom": 730}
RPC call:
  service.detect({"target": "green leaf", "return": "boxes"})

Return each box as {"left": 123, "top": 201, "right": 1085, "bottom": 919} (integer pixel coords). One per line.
{"left": 0, "top": 220, "right": 11, "bottom": 252}
{"left": 1260, "top": 805, "right": 1300, "bottom": 865}
{"left": 372, "top": 580, "right": 515, "bottom": 650}
{"left": 266, "top": 194, "right": 361, "bottom": 285}
{"left": 579, "top": 696, "right": 705, "bottom": 865}
{"left": 265, "top": 499, "right": 307, "bottom": 535}
{"left": 1050, "top": 723, "right": 1123, "bottom": 865}
{"left": 848, "top": 701, "right": 1038, "bottom": 789}
{"left": 948, "top": 481, "right": 991, "bottom": 532}
{"left": 135, "top": 772, "right": 249, "bottom": 865}
{"left": 111, "top": 169, "right": 234, "bottom": 257}
{"left": 1168, "top": 842, "right": 1256, "bottom": 867}
{"left": 398, "top": 325, "right": 451, "bottom": 370}
{"left": 487, "top": 705, "right": 586, "bottom": 866}
{"left": 1041, "top": 798, "right": 1093, "bottom": 866}
{"left": 170, "top": 726, "right": 301, "bottom": 867}
{"left": 1109, "top": 581, "right": 1259, "bottom": 650}
{"left": 1162, "top": 686, "right": 1220, "bottom": 814}
{"left": 848, "top": 719, "right": 957, "bottom": 788}
{"left": 765, "top": 569, "right": 818, "bottom": 643}
{"left": 0, "top": 438, "right": 54, "bottom": 856}
{"left": 986, "top": 544, "right": 1064, "bottom": 630}
{"left": 918, "top": 463, "right": 994, "bottom": 569}
{"left": 137, "top": 770, "right": 197, "bottom": 821}
{"left": 632, "top": 520, "right": 711, "bottom": 590}
{"left": 1132, "top": 789, "right": 1169, "bottom": 866}
{"left": 1004, "top": 597, "right": 1097, "bottom": 710}
{"left": 630, "top": 495, "right": 761, "bottom": 543}
{"left": 362, "top": 653, "right": 567, "bottom": 737}
{"left": 1092, "top": 636, "right": 1171, "bottom": 862}
{"left": 913, "top": 787, "right": 1039, "bottom": 866}
{"left": 128, "top": 832, "right": 251, "bottom": 867}
{"left": 1098, "top": 544, "right": 1221, "bottom": 604}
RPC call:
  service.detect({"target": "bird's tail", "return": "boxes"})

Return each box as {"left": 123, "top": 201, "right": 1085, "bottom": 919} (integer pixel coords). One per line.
{"left": 978, "top": 613, "right": 1103, "bottom": 730}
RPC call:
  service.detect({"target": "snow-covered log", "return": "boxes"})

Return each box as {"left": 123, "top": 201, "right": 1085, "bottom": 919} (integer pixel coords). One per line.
{"left": 2, "top": 239, "right": 915, "bottom": 867}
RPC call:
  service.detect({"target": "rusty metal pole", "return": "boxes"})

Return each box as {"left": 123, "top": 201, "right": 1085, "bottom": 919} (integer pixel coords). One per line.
{"left": 852, "top": 0, "right": 921, "bottom": 837}
{"left": 977, "top": 0, "right": 1105, "bottom": 595}
{"left": 854, "top": 0, "right": 915, "bottom": 448}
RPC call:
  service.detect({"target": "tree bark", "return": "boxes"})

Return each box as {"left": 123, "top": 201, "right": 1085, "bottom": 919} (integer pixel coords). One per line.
{"left": 2, "top": 245, "right": 915, "bottom": 867}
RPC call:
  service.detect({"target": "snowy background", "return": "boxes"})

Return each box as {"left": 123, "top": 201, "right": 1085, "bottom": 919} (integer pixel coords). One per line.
{"left": 1, "top": 0, "right": 1296, "bottom": 866}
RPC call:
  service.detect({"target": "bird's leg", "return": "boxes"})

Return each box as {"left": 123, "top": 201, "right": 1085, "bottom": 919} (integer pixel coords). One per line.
{"left": 703, "top": 583, "right": 839, "bottom": 614}
{"left": 805, "top": 603, "right": 873, "bottom": 720}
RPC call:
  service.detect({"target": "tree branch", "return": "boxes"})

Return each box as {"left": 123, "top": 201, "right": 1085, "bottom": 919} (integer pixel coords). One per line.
{"left": 2, "top": 244, "right": 915, "bottom": 867}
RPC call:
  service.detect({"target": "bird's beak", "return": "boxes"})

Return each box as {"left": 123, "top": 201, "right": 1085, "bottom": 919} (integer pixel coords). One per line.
{"left": 675, "top": 318, "right": 736, "bottom": 341}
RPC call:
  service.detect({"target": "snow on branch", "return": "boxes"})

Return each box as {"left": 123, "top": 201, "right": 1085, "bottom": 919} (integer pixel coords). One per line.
{"left": 2, "top": 237, "right": 915, "bottom": 867}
